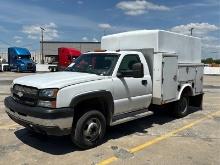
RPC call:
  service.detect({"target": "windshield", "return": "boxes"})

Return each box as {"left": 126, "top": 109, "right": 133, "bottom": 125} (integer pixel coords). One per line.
{"left": 65, "top": 53, "right": 119, "bottom": 76}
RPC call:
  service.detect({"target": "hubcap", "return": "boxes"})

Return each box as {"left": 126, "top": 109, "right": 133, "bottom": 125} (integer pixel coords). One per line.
{"left": 83, "top": 118, "right": 101, "bottom": 142}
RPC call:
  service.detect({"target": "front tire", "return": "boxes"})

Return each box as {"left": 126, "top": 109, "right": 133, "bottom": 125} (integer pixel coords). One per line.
{"left": 17, "top": 67, "right": 21, "bottom": 73}
{"left": 71, "top": 110, "right": 106, "bottom": 149}
{"left": 172, "top": 96, "right": 189, "bottom": 118}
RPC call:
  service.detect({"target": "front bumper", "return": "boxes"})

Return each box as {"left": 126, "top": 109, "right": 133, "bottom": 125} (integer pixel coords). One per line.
{"left": 4, "top": 96, "right": 73, "bottom": 136}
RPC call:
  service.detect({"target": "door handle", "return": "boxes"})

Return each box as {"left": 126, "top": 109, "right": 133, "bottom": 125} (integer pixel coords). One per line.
{"left": 142, "top": 80, "right": 148, "bottom": 85}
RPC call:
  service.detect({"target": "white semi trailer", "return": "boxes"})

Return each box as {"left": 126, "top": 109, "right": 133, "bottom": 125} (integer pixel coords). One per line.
{"left": 5, "top": 30, "right": 203, "bottom": 149}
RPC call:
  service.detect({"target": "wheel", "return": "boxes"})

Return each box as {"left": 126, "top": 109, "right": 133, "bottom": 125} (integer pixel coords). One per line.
{"left": 172, "top": 95, "right": 189, "bottom": 118}
{"left": 17, "top": 67, "right": 21, "bottom": 73}
{"left": 71, "top": 110, "right": 106, "bottom": 149}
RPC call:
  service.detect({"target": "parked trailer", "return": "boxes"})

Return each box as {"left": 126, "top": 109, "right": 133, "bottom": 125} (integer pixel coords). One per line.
{"left": 5, "top": 30, "right": 203, "bottom": 149}
{"left": 8, "top": 47, "right": 36, "bottom": 72}
{"left": 0, "top": 62, "right": 9, "bottom": 72}
{"left": 48, "top": 47, "right": 81, "bottom": 72}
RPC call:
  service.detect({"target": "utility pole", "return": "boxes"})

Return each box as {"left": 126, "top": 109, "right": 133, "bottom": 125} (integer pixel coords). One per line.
{"left": 40, "top": 27, "right": 45, "bottom": 64}
{"left": 189, "top": 28, "right": 194, "bottom": 36}
{"left": 103, "top": 27, "right": 109, "bottom": 36}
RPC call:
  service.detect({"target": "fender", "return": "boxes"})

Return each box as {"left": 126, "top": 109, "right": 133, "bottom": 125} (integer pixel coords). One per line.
{"left": 177, "top": 83, "right": 193, "bottom": 100}
{"left": 70, "top": 90, "right": 114, "bottom": 124}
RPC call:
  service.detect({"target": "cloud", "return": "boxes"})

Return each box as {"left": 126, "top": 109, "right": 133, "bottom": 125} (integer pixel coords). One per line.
{"left": 202, "top": 36, "right": 219, "bottom": 42}
{"left": 116, "top": 0, "right": 170, "bottom": 16}
{"left": 0, "top": 25, "right": 7, "bottom": 32}
{"left": 81, "top": 37, "right": 99, "bottom": 42}
{"left": 202, "top": 43, "right": 220, "bottom": 59}
{"left": 173, "top": 1, "right": 220, "bottom": 9}
{"left": 13, "top": 36, "right": 23, "bottom": 40}
{"left": 98, "top": 23, "right": 111, "bottom": 29}
{"left": 13, "top": 36, "right": 23, "bottom": 44}
{"left": 15, "top": 40, "right": 22, "bottom": 43}
{"left": 170, "top": 23, "right": 220, "bottom": 58}
{"left": 22, "top": 22, "right": 59, "bottom": 40}
{"left": 170, "top": 23, "right": 219, "bottom": 36}
{"left": 92, "top": 38, "right": 99, "bottom": 42}
{"left": 0, "top": 43, "right": 9, "bottom": 50}
{"left": 82, "top": 37, "right": 88, "bottom": 41}
{"left": 77, "top": 1, "right": 83, "bottom": 5}
{"left": 0, "top": 1, "right": 98, "bottom": 31}
{"left": 203, "top": 44, "right": 220, "bottom": 49}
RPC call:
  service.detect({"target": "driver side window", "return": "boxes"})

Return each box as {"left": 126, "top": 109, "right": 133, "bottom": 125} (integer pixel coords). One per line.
{"left": 118, "top": 54, "right": 140, "bottom": 72}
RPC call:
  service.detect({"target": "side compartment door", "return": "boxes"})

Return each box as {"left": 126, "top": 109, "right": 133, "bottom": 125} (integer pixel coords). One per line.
{"left": 162, "top": 55, "right": 178, "bottom": 101}
{"left": 195, "top": 66, "right": 203, "bottom": 93}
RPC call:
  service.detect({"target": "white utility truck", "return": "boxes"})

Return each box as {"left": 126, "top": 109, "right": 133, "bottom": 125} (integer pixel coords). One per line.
{"left": 5, "top": 30, "right": 204, "bottom": 149}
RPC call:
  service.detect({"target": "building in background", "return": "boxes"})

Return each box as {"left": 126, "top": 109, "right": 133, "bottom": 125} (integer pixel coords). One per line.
{"left": 40, "top": 41, "right": 101, "bottom": 64}
{"left": 41, "top": 41, "right": 101, "bottom": 55}
{"left": 0, "top": 41, "right": 101, "bottom": 64}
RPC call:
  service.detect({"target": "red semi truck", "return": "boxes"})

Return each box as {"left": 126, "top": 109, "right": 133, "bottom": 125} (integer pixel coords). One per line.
{"left": 48, "top": 47, "right": 81, "bottom": 72}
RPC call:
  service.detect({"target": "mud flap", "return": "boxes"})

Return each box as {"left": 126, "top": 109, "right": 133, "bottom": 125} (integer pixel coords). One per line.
{"left": 189, "top": 93, "right": 204, "bottom": 110}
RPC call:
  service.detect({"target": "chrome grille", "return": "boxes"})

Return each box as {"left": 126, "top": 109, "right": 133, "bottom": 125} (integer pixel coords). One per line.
{"left": 27, "top": 63, "right": 33, "bottom": 67}
{"left": 12, "top": 84, "right": 38, "bottom": 106}
{"left": 27, "top": 63, "right": 34, "bottom": 70}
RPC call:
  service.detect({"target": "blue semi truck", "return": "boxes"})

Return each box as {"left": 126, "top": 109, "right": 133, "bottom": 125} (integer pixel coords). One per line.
{"left": 8, "top": 47, "right": 36, "bottom": 72}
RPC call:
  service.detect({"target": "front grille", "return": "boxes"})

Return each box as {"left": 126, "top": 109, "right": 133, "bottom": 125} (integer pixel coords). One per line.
{"left": 27, "top": 63, "right": 33, "bottom": 67}
{"left": 27, "top": 63, "right": 34, "bottom": 70}
{"left": 12, "top": 84, "right": 38, "bottom": 106}
{"left": 27, "top": 66, "right": 33, "bottom": 70}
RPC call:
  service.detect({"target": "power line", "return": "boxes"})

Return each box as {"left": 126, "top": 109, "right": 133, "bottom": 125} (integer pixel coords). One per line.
{"left": 0, "top": 39, "right": 13, "bottom": 46}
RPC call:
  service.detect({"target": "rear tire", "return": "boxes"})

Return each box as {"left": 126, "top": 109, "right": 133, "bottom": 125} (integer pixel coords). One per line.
{"left": 172, "top": 95, "right": 189, "bottom": 118}
{"left": 71, "top": 110, "right": 106, "bottom": 149}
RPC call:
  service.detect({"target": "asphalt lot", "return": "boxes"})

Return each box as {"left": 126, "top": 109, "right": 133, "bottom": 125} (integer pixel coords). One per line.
{"left": 0, "top": 72, "right": 220, "bottom": 165}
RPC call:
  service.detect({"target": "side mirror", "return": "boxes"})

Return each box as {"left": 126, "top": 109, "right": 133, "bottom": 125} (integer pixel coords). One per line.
{"left": 132, "top": 63, "right": 144, "bottom": 78}
{"left": 116, "top": 72, "right": 123, "bottom": 78}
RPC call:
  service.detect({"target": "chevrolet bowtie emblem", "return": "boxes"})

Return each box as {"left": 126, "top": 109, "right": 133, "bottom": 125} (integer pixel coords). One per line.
{"left": 17, "top": 92, "right": 23, "bottom": 97}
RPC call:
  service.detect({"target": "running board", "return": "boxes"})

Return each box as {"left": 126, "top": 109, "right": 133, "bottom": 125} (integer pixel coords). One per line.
{"left": 111, "top": 109, "right": 153, "bottom": 126}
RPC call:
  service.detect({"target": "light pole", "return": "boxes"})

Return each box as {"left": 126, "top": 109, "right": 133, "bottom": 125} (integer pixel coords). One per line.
{"left": 189, "top": 28, "right": 194, "bottom": 36}
{"left": 40, "top": 27, "right": 45, "bottom": 64}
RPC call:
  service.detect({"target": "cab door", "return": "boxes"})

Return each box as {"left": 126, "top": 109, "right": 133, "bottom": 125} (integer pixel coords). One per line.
{"left": 113, "top": 54, "right": 152, "bottom": 115}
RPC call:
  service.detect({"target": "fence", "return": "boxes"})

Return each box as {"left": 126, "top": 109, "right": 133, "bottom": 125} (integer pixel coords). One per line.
{"left": 204, "top": 67, "right": 220, "bottom": 75}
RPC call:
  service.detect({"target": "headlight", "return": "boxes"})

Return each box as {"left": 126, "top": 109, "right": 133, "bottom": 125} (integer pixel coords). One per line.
{"left": 10, "top": 82, "right": 14, "bottom": 90}
{"left": 39, "top": 88, "right": 58, "bottom": 98}
{"left": 38, "top": 88, "right": 58, "bottom": 108}
{"left": 20, "top": 64, "right": 24, "bottom": 66}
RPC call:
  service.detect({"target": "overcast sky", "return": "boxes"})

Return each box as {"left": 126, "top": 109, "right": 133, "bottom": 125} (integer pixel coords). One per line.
{"left": 0, "top": 0, "right": 219, "bottom": 58}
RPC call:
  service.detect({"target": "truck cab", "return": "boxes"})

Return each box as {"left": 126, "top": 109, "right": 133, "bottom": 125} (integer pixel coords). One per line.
{"left": 48, "top": 47, "right": 81, "bottom": 72}
{"left": 8, "top": 47, "right": 36, "bottom": 72}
